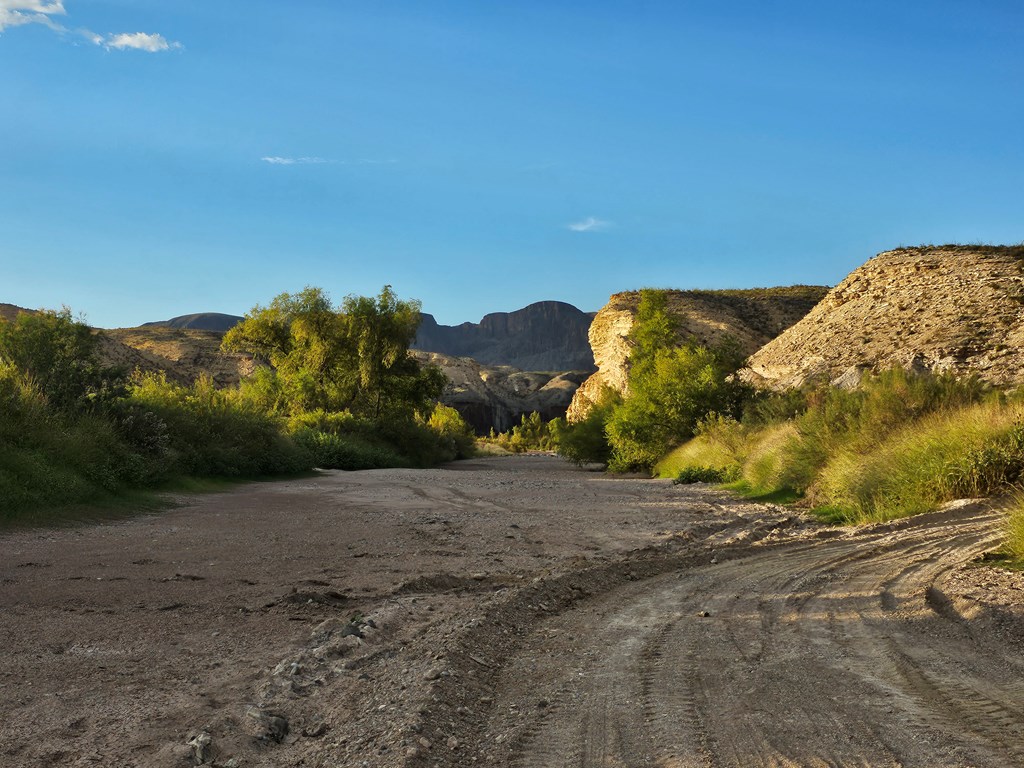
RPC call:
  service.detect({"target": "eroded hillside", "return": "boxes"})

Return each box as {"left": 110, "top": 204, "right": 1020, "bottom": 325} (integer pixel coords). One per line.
{"left": 100, "top": 327, "right": 259, "bottom": 388}
{"left": 742, "top": 245, "right": 1024, "bottom": 390}
{"left": 413, "top": 351, "right": 587, "bottom": 433}
{"left": 567, "top": 286, "right": 827, "bottom": 420}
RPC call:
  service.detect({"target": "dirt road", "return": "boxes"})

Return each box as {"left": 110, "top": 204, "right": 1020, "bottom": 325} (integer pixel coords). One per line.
{"left": 1, "top": 456, "right": 1022, "bottom": 767}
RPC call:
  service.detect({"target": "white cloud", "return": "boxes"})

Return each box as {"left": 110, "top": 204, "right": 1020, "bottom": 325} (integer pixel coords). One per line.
{"left": 261, "top": 156, "right": 399, "bottom": 166}
{"left": 0, "top": 0, "right": 66, "bottom": 32}
{"left": 567, "top": 216, "right": 612, "bottom": 232}
{"left": 0, "top": 1, "right": 181, "bottom": 52}
{"left": 102, "top": 31, "right": 181, "bottom": 52}
{"left": 261, "top": 156, "right": 331, "bottom": 166}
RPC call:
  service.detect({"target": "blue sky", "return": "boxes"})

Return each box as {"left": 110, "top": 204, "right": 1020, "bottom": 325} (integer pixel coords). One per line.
{"left": 2, "top": 1, "right": 1022, "bottom": 327}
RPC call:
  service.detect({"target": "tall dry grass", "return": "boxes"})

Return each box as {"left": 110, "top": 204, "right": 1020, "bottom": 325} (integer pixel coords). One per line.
{"left": 659, "top": 369, "right": 1024, "bottom": 524}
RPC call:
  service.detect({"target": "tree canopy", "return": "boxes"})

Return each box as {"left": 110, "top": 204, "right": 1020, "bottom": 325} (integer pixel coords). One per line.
{"left": 222, "top": 286, "right": 444, "bottom": 418}
{"left": 0, "top": 308, "right": 123, "bottom": 413}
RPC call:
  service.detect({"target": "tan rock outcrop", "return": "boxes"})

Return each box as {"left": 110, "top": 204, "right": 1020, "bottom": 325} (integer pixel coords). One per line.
{"left": 741, "top": 245, "right": 1024, "bottom": 390}
{"left": 567, "top": 286, "right": 827, "bottom": 421}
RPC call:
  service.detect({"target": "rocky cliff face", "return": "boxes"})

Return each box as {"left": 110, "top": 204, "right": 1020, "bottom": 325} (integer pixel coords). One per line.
{"left": 567, "top": 286, "right": 828, "bottom": 421}
{"left": 741, "top": 245, "right": 1024, "bottom": 390}
{"left": 414, "top": 301, "right": 596, "bottom": 372}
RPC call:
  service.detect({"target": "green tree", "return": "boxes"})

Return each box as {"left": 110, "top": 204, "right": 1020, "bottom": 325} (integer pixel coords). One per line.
{"left": 0, "top": 308, "right": 123, "bottom": 413}
{"left": 223, "top": 285, "right": 443, "bottom": 418}
{"left": 427, "top": 404, "right": 476, "bottom": 460}
{"left": 602, "top": 289, "right": 751, "bottom": 472}
{"left": 607, "top": 344, "right": 747, "bottom": 471}
{"left": 556, "top": 386, "right": 621, "bottom": 466}
{"left": 628, "top": 289, "right": 680, "bottom": 381}
{"left": 342, "top": 286, "right": 441, "bottom": 418}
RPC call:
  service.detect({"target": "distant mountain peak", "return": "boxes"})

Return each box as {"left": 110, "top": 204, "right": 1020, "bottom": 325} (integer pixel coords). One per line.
{"left": 413, "top": 301, "right": 596, "bottom": 372}
{"left": 141, "top": 313, "right": 244, "bottom": 332}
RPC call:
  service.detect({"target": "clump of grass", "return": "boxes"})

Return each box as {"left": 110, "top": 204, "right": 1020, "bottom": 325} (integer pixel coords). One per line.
{"left": 812, "top": 401, "right": 1024, "bottom": 523}
{"left": 739, "top": 422, "right": 805, "bottom": 494}
{"left": 654, "top": 415, "right": 744, "bottom": 480}
{"left": 1002, "top": 493, "right": 1024, "bottom": 564}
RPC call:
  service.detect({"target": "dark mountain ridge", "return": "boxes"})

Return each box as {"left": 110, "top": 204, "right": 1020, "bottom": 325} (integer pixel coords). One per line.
{"left": 413, "top": 300, "right": 596, "bottom": 372}
{"left": 140, "top": 301, "right": 596, "bottom": 373}
{"left": 141, "top": 313, "right": 245, "bottom": 333}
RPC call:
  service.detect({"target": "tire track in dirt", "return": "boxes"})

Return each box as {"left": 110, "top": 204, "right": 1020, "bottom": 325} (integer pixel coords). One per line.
{"left": 464, "top": 501, "right": 1020, "bottom": 767}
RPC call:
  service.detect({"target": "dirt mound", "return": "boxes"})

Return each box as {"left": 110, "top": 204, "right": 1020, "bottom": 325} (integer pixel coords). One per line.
{"left": 742, "top": 245, "right": 1024, "bottom": 390}
{"left": 567, "top": 286, "right": 827, "bottom": 420}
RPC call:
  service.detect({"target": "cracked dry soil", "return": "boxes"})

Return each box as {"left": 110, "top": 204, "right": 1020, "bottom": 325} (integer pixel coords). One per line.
{"left": 2, "top": 455, "right": 1023, "bottom": 767}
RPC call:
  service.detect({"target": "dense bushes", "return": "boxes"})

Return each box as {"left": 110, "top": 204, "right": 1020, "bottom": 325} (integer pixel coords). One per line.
{"left": 130, "top": 373, "right": 310, "bottom": 478}
{"left": 605, "top": 343, "right": 747, "bottom": 471}
{"left": 428, "top": 405, "right": 477, "bottom": 461}
{"left": 556, "top": 388, "right": 619, "bottom": 466}
{"left": 0, "top": 362, "right": 136, "bottom": 510}
{"left": 0, "top": 295, "right": 476, "bottom": 520}
{"left": 1003, "top": 494, "right": 1024, "bottom": 564}
{"left": 0, "top": 307, "right": 123, "bottom": 413}
{"left": 480, "top": 411, "right": 562, "bottom": 454}
{"left": 657, "top": 368, "right": 1024, "bottom": 524}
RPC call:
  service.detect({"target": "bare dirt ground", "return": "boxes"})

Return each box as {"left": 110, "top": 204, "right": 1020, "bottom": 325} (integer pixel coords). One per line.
{"left": 2, "top": 455, "right": 1023, "bottom": 767}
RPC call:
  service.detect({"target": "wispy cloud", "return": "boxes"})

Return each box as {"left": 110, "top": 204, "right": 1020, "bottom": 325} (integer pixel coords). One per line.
{"left": 567, "top": 216, "right": 612, "bottom": 232}
{"left": 262, "top": 156, "right": 331, "bottom": 166}
{"left": 261, "top": 156, "right": 399, "bottom": 167}
{"left": 102, "top": 32, "right": 181, "bottom": 52}
{"left": 0, "top": 0, "right": 65, "bottom": 31}
{"left": 0, "top": 1, "right": 181, "bottom": 52}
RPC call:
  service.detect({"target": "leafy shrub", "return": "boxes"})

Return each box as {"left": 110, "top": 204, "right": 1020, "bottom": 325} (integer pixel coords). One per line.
{"left": 428, "top": 404, "right": 476, "bottom": 460}
{"left": 812, "top": 402, "right": 1024, "bottom": 522}
{"left": 483, "top": 412, "right": 559, "bottom": 454}
{"left": 654, "top": 415, "right": 745, "bottom": 480}
{"left": 291, "top": 428, "right": 407, "bottom": 470}
{"left": 606, "top": 344, "right": 748, "bottom": 472}
{"left": 673, "top": 465, "right": 737, "bottom": 484}
{"left": 557, "top": 388, "right": 620, "bottom": 466}
{"left": 287, "top": 405, "right": 474, "bottom": 468}
{"left": 666, "top": 368, "right": 1020, "bottom": 524}
{"left": 0, "top": 307, "right": 124, "bottom": 413}
{"left": 0, "top": 364, "right": 146, "bottom": 514}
